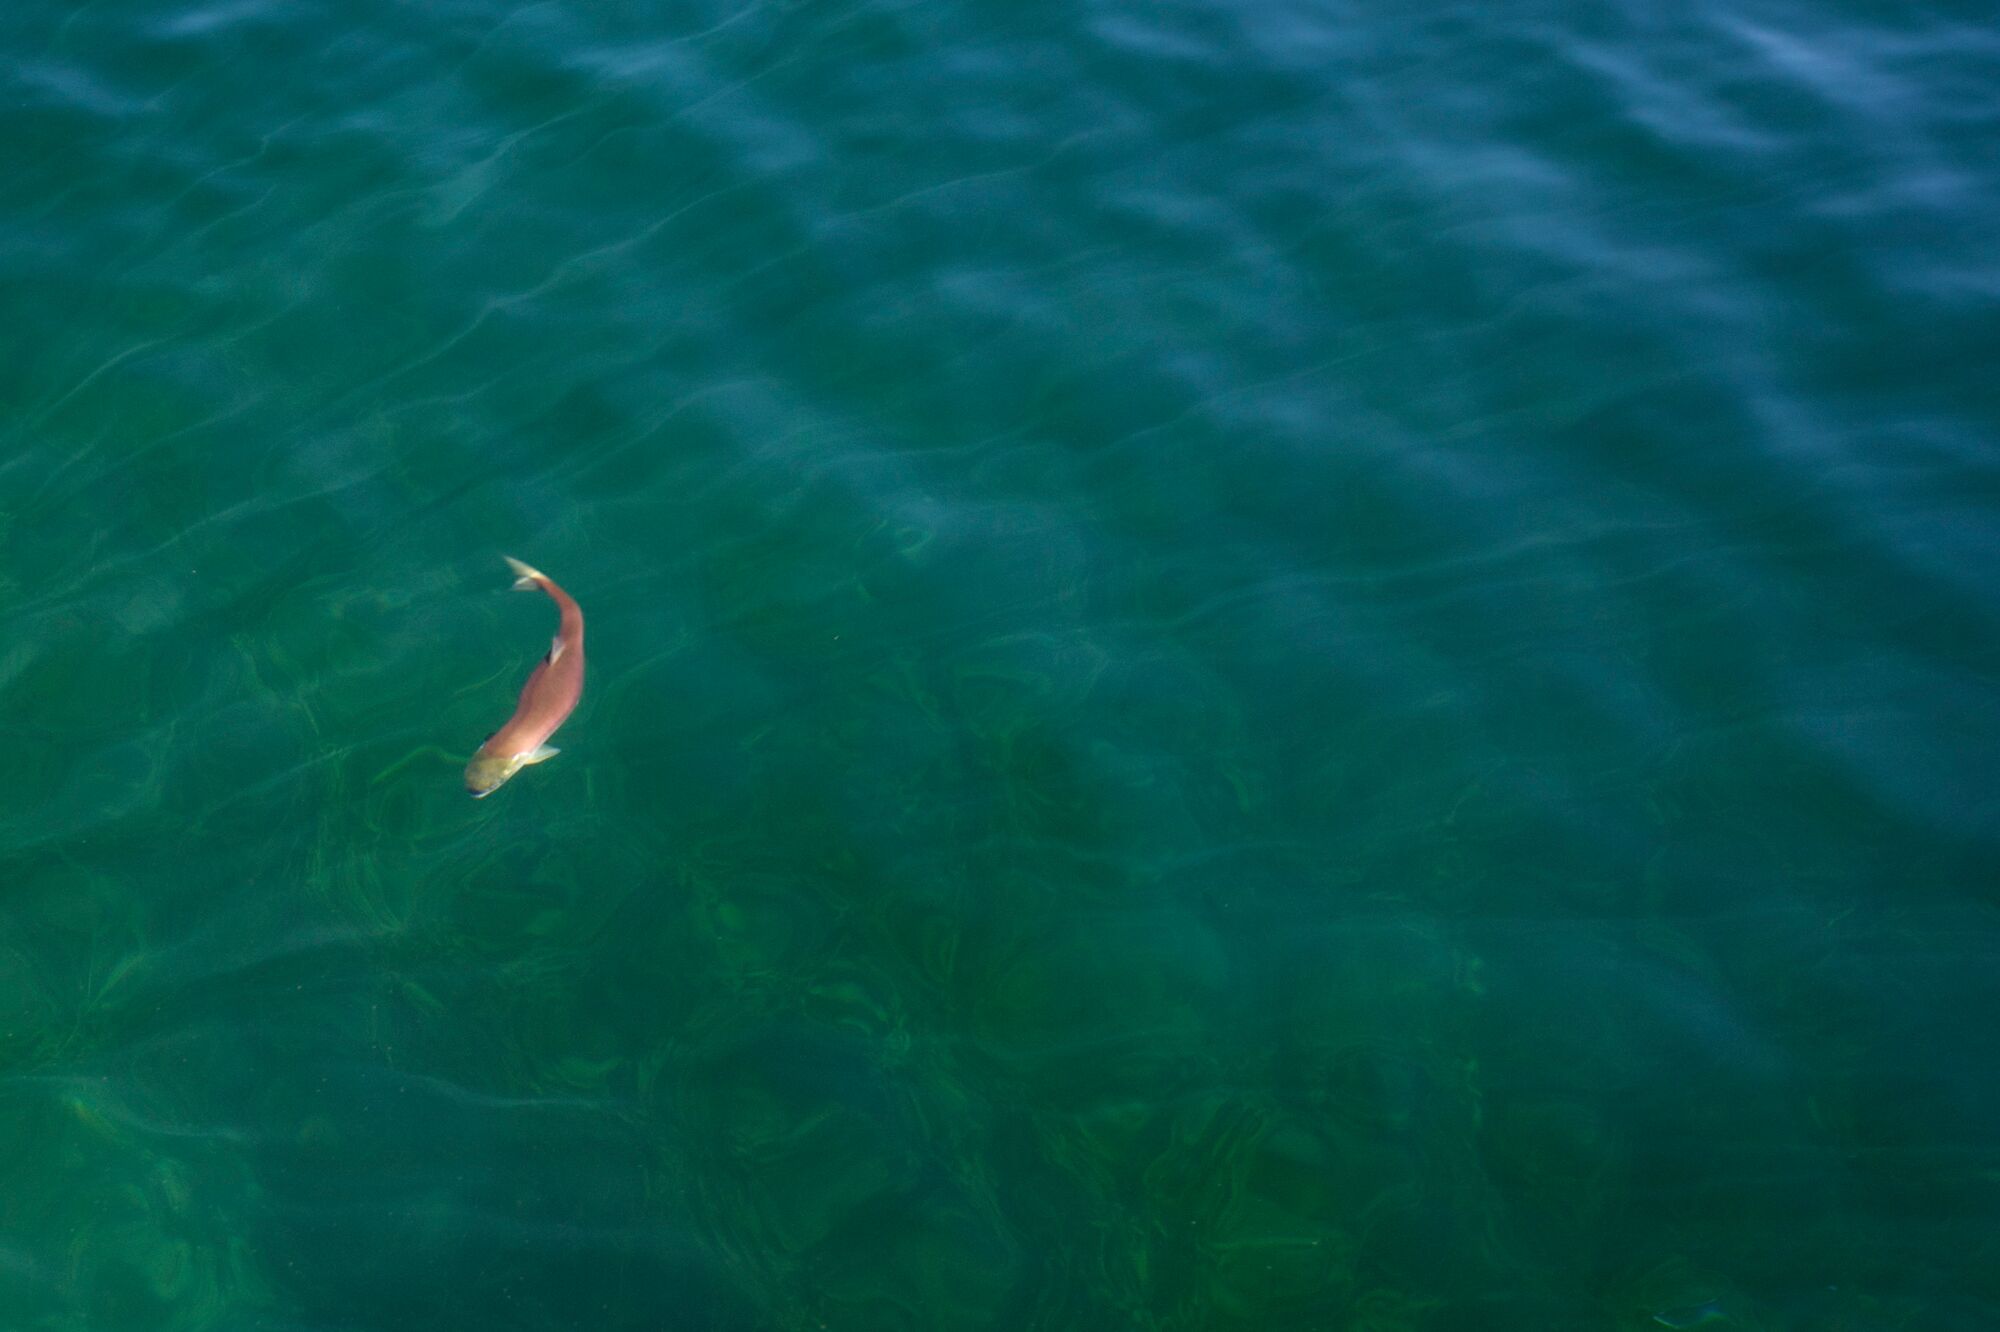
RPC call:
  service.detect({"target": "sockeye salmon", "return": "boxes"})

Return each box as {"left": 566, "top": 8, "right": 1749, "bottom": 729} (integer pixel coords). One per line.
{"left": 465, "top": 556, "right": 584, "bottom": 797}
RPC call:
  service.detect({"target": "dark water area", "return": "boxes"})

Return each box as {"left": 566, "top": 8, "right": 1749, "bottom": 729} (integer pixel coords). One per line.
{"left": 2, "top": 0, "right": 1997, "bottom": 1327}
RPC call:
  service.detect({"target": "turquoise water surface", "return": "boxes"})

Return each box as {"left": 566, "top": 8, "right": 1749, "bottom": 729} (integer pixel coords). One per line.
{"left": 3, "top": 0, "right": 1998, "bottom": 1327}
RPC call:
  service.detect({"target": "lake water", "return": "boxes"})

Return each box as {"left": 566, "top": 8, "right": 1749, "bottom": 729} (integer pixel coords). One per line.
{"left": 3, "top": 0, "right": 1997, "bottom": 1327}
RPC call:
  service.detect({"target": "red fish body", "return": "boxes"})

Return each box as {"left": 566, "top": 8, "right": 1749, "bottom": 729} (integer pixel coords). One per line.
{"left": 466, "top": 557, "right": 584, "bottom": 797}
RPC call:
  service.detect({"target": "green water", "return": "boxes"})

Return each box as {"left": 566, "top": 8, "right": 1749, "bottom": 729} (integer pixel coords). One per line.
{"left": 4, "top": 0, "right": 1998, "bottom": 1327}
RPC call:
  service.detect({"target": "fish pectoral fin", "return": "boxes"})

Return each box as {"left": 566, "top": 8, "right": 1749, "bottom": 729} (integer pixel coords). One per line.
{"left": 523, "top": 745, "right": 560, "bottom": 764}
{"left": 547, "top": 636, "right": 564, "bottom": 663}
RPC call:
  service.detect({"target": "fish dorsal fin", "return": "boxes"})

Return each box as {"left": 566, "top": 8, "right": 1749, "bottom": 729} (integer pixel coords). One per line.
{"left": 548, "top": 636, "right": 564, "bottom": 663}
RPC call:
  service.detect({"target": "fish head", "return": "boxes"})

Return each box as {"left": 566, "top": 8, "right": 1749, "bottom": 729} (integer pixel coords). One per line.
{"left": 464, "top": 745, "right": 524, "bottom": 797}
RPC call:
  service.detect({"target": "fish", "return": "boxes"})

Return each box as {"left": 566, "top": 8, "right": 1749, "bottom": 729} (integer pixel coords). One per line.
{"left": 465, "top": 556, "right": 585, "bottom": 798}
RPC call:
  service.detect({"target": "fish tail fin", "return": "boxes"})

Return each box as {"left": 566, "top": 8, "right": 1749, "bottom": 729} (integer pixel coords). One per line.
{"left": 503, "top": 555, "right": 544, "bottom": 591}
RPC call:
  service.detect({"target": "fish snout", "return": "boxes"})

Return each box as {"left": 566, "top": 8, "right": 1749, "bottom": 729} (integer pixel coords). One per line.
{"left": 464, "top": 751, "right": 516, "bottom": 797}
